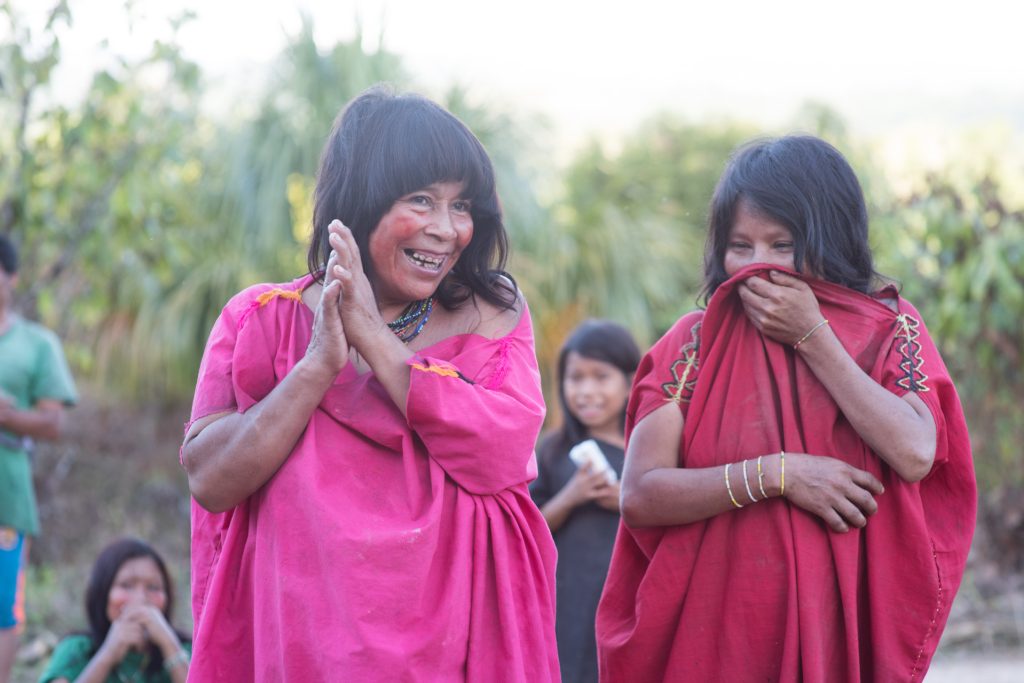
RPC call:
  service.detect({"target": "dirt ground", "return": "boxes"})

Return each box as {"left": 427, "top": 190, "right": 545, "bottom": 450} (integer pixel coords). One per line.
{"left": 927, "top": 652, "right": 1024, "bottom": 681}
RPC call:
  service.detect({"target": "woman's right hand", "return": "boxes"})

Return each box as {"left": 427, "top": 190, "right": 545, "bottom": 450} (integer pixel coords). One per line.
{"left": 781, "top": 452, "right": 884, "bottom": 533}
{"left": 97, "top": 606, "right": 149, "bottom": 663}
{"left": 305, "top": 249, "right": 350, "bottom": 375}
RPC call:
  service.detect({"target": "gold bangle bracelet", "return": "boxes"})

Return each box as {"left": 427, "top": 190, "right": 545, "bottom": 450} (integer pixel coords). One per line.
{"left": 757, "top": 455, "right": 768, "bottom": 499}
{"left": 742, "top": 458, "right": 758, "bottom": 503}
{"left": 780, "top": 450, "right": 786, "bottom": 496}
{"left": 793, "top": 319, "right": 829, "bottom": 349}
{"left": 725, "top": 463, "right": 744, "bottom": 509}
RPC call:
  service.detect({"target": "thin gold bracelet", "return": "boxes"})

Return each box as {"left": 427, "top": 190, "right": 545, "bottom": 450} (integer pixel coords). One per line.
{"left": 793, "top": 319, "right": 829, "bottom": 349}
{"left": 725, "top": 463, "right": 744, "bottom": 508}
{"left": 780, "top": 450, "right": 786, "bottom": 496}
{"left": 757, "top": 455, "right": 768, "bottom": 499}
{"left": 742, "top": 458, "right": 758, "bottom": 503}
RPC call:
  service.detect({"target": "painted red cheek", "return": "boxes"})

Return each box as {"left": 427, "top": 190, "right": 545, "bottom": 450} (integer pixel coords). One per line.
{"left": 391, "top": 214, "right": 422, "bottom": 234}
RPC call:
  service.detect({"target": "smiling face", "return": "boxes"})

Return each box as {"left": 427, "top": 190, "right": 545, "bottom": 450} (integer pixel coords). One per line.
{"left": 724, "top": 199, "right": 798, "bottom": 277}
{"left": 106, "top": 556, "right": 168, "bottom": 622}
{"left": 368, "top": 181, "right": 474, "bottom": 309}
{"left": 563, "top": 351, "right": 631, "bottom": 441}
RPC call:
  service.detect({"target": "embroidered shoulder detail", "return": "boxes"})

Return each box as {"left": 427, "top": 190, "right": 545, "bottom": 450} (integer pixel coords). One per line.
{"left": 484, "top": 337, "right": 513, "bottom": 390}
{"left": 662, "top": 320, "right": 702, "bottom": 403}
{"left": 411, "top": 361, "right": 474, "bottom": 384}
{"left": 894, "top": 313, "right": 930, "bottom": 393}
{"left": 256, "top": 288, "right": 303, "bottom": 306}
{"left": 237, "top": 287, "right": 303, "bottom": 329}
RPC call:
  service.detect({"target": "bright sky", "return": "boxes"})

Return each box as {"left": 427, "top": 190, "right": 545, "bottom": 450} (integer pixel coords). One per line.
{"left": 25, "top": 0, "right": 1024, "bottom": 153}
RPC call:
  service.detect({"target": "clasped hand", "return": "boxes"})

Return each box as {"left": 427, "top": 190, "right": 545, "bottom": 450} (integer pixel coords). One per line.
{"left": 306, "top": 220, "right": 387, "bottom": 374}
{"left": 737, "top": 270, "right": 824, "bottom": 347}
{"left": 101, "top": 603, "right": 179, "bottom": 661}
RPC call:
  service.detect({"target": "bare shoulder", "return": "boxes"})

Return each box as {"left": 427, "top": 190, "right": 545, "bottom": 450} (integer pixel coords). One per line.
{"left": 432, "top": 277, "right": 524, "bottom": 341}
{"left": 469, "top": 291, "right": 524, "bottom": 340}
{"left": 878, "top": 296, "right": 899, "bottom": 312}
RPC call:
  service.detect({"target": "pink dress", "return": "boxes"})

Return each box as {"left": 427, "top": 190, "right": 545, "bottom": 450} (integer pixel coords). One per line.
{"left": 185, "top": 275, "right": 559, "bottom": 682}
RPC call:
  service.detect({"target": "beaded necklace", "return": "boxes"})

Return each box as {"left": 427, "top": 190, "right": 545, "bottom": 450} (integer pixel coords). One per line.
{"left": 387, "top": 297, "right": 434, "bottom": 343}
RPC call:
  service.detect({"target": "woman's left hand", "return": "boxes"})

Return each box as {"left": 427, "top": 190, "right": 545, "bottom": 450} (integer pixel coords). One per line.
{"left": 327, "top": 220, "right": 389, "bottom": 352}
{"left": 737, "top": 270, "right": 824, "bottom": 346}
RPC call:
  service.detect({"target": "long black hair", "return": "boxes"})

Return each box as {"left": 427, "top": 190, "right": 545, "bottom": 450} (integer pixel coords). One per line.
{"left": 701, "top": 135, "right": 881, "bottom": 303}
{"left": 83, "top": 538, "right": 188, "bottom": 673}
{"left": 0, "top": 233, "right": 18, "bottom": 275}
{"left": 308, "top": 85, "right": 515, "bottom": 310}
{"left": 542, "top": 319, "right": 641, "bottom": 456}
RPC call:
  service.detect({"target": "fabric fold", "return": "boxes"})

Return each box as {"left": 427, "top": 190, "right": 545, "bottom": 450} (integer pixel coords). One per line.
{"left": 187, "top": 275, "right": 558, "bottom": 682}
{"left": 597, "top": 265, "right": 975, "bottom": 683}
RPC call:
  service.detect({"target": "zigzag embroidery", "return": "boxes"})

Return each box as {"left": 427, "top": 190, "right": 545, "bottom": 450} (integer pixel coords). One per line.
{"left": 662, "top": 321, "right": 702, "bottom": 403}
{"left": 894, "top": 313, "right": 930, "bottom": 393}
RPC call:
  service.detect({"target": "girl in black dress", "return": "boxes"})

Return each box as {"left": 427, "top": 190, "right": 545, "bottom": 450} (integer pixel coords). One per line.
{"left": 530, "top": 319, "right": 640, "bottom": 683}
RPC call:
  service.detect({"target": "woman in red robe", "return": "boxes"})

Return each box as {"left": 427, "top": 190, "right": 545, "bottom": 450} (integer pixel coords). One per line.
{"left": 596, "top": 135, "right": 975, "bottom": 682}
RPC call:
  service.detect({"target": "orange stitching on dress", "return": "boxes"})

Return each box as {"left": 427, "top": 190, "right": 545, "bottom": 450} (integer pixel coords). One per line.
{"left": 662, "top": 321, "right": 701, "bottom": 403}
{"left": 895, "top": 314, "right": 930, "bottom": 393}
{"left": 256, "top": 288, "right": 303, "bottom": 306}
{"left": 909, "top": 544, "right": 944, "bottom": 682}
{"left": 238, "top": 287, "right": 303, "bottom": 330}
{"left": 411, "top": 362, "right": 461, "bottom": 379}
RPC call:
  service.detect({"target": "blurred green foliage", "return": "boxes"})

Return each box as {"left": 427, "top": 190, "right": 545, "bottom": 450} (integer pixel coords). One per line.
{"left": 1, "top": 1, "right": 1021, "bottom": 494}
{"left": 873, "top": 168, "right": 1023, "bottom": 490}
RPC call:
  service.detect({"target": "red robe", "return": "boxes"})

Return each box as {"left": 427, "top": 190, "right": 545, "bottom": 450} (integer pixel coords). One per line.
{"left": 596, "top": 265, "right": 975, "bottom": 682}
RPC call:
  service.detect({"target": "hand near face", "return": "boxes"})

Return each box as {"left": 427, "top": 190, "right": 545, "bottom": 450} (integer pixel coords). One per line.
{"left": 327, "top": 220, "right": 389, "bottom": 352}
{"left": 99, "top": 605, "right": 149, "bottom": 661}
{"left": 737, "top": 270, "right": 825, "bottom": 347}
{"left": 306, "top": 243, "right": 351, "bottom": 374}
{"left": 128, "top": 603, "right": 182, "bottom": 656}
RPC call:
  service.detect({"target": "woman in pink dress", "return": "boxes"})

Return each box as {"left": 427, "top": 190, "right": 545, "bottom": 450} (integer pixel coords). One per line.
{"left": 180, "top": 87, "right": 558, "bottom": 682}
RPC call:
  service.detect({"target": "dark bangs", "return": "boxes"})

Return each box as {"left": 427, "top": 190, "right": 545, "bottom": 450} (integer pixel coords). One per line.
{"left": 368, "top": 102, "right": 496, "bottom": 210}
{"left": 310, "top": 87, "right": 514, "bottom": 310}
{"left": 701, "top": 135, "right": 878, "bottom": 304}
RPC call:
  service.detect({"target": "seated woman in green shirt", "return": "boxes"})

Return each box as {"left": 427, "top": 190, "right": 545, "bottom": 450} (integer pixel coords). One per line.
{"left": 39, "top": 539, "right": 190, "bottom": 683}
